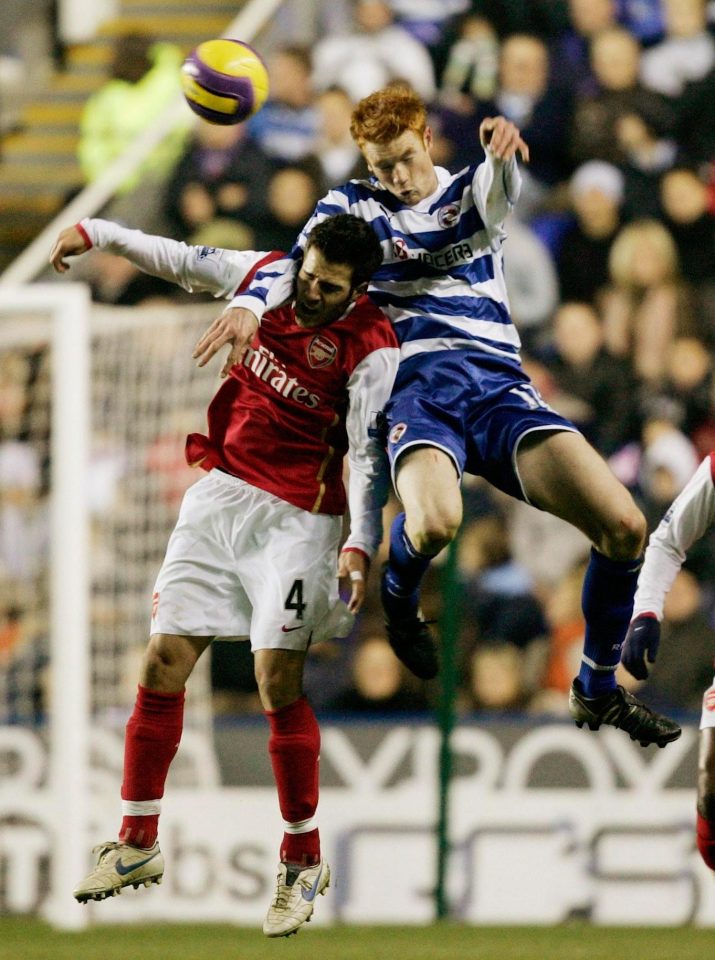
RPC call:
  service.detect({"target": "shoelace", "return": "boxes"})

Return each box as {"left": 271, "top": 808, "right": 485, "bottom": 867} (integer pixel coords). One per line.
{"left": 272, "top": 872, "right": 313, "bottom": 909}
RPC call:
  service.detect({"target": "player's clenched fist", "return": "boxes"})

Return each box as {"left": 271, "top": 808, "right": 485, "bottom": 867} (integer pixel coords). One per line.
{"left": 193, "top": 306, "right": 259, "bottom": 377}
{"left": 621, "top": 613, "right": 661, "bottom": 680}
{"left": 49, "top": 224, "right": 91, "bottom": 273}
{"left": 479, "top": 116, "right": 530, "bottom": 163}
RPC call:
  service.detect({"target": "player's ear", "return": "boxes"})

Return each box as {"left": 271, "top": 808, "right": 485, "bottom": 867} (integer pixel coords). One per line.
{"left": 351, "top": 282, "right": 368, "bottom": 302}
{"left": 423, "top": 126, "right": 433, "bottom": 150}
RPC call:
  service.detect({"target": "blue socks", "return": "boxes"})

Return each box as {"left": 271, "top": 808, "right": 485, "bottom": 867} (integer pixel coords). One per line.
{"left": 383, "top": 512, "right": 432, "bottom": 615}
{"left": 577, "top": 548, "right": 641, "bottom": 697}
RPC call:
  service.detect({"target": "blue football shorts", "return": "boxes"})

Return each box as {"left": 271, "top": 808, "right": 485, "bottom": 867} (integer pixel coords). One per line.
{"left": 383, "top": 349, "right": 579, "bottom": 503}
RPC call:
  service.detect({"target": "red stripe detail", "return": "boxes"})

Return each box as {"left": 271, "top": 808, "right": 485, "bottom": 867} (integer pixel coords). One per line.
{"left": 76, "top": 222, "right": 93, "bottom": 249}
{"left": 341, "top": 547, "right": 369, "bottom": 561}
{"left": 233, "top": 250, "right": 286, "bottom": 297}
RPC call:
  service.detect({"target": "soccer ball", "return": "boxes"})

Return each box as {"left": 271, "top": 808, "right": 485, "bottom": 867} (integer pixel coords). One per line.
{"left": 180, "top": 38, "right": 270, "bottom": 125}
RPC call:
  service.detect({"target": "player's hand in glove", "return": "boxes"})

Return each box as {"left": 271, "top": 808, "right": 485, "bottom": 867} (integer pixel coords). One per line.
{"left": 621, "top": 613, "right": 660, "bottom": 680}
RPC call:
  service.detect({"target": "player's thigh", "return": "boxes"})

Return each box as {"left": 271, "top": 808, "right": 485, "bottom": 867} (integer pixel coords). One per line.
{"left": 395, "top": 445, "right": 462, "bottom": 536}
{"left": 152, "top": 472, "right": 253, "bottom": 638}
{"left": 246, "top": 509, "right": 342, "bottom": 651}
{"left": 515, "top": 429, "right": 643, "bottom": 550}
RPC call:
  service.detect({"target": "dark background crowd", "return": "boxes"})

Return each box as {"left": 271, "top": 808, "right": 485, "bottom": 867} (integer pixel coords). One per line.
{"left": 1, "top": 0, "right": 714, "bottom": 724}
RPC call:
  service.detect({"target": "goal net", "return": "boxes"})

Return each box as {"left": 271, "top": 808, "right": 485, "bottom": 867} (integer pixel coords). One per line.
{"left": 0, "top": 285, "right": 223, "bottom": 926}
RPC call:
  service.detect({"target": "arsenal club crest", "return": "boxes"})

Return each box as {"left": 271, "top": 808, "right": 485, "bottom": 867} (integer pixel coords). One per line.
{"left": 308, "top": 333, "right": 337, "bottom": 369}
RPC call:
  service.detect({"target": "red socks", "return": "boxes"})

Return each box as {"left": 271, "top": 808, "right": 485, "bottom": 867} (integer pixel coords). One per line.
{"left": 697, "top": 813, "right": 715, "bottom": 871}
{"left": 266, "top": 696, "right": 321, "bottom": 866}
{"left": 119, "top": 684, "right": 185, "bottom": 848}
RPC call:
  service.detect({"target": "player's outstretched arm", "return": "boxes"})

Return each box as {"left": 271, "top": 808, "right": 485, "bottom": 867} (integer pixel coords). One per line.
{"left": 192, "top": 306, "right": 259, "bottom": 377}
{"left": 49, "top": 224, "right": 91, "bottom": 272}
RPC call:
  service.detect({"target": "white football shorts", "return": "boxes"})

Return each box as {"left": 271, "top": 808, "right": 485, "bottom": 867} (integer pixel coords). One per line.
{"left": 701, "top": 677, "right": 715, "bottom": 730}
{"left": 150, "top": 469, "right": 344, "bottom": 651}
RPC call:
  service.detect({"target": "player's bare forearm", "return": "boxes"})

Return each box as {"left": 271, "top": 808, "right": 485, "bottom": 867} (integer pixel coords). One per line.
{"left": 338, "top": 549, "right": 369, "bottom": 614}
{"left": 479, "top": 116, "right": 530, "bottom": 163}
{"left": 193, "top": 306, "right": 259, "bottom": 377}
{"left": 49, "top": 224, "right": 91, "bottom": 273}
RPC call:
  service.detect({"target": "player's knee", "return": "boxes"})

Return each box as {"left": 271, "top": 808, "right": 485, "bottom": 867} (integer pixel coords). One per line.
{"left": 600, "top": 505, "right": 646, "bottom": 560}
{"left": 409, "top": 510, "right": 461, "bottom": 556}
{"left": 255, "top": 665, "right": 299, "bottom": 712}
{"left": 141, "top": 634, "right": 194, "bottom": 690}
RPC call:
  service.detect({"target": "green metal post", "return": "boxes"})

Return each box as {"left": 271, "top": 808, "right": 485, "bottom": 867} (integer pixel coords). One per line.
{"left": 435, "top": 535, "right": 461, "bottom": 920}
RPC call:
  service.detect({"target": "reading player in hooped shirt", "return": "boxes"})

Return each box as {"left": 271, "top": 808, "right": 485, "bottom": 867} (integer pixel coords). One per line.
{"left": 50, "top": 213, "right": 399, "bottom": 938}
{"left": 622, "top": 453, "right": 715, "bottom": 876}
{"left": 196, "top": 84, "right": 681, "bottom": 750}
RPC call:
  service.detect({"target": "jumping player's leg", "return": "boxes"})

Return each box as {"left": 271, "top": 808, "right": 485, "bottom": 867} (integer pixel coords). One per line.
{"left": 119, "top": 633, "right": 211, "bottom": 847}
{"left": 254, "top": 649, "right": 321, "bottom": 868}
{"left": 73, "top": 633, "right": 211, "bottom": 902}
{"left": 383, "top": 446, "right": 462, "bottom": 678}
{"left": 516, "top": 430, "right": 680, "bottom": 747}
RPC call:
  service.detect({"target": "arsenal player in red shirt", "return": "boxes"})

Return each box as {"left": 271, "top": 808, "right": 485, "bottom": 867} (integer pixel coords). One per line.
{"left": 50, "top": 214, "right": 398, "bottom": 937}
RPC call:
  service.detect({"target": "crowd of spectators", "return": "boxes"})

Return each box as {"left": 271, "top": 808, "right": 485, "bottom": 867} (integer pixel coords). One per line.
{"left": 2, "top": 0, "right": 715, "bottom": 722}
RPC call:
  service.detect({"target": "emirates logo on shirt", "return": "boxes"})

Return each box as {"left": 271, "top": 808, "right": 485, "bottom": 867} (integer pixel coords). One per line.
{"left": 307, "top": 334, "right": 337, "bottom": 369}
{"left": 705, "top": 688, "right": 715, "bottom": 712}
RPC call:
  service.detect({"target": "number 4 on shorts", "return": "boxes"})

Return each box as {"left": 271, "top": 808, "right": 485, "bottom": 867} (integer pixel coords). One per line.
{"left": 284, "top": 579, "right": 306, "bottom": 620}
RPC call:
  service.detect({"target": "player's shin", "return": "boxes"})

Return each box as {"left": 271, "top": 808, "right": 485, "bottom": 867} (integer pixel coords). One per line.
{"left": 383, "top": 512, "right": 431, "bottom": 612}
{"left": 119, "top": 684, "right": 185, "bottom": 848}
{"left": 577, "top": 548, "right": 640, "bottom": 697}
{"left": 266, "top": 695, "right": 321, "bottom": 866}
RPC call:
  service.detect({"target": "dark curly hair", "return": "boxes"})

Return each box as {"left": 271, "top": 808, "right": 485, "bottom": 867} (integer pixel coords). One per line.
{"left": 305, "top": 214, "right": 384, "bottom": 289}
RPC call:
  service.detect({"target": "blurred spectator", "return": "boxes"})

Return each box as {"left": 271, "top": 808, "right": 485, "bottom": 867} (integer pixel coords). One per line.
{"left": 502, "top": 217, "right": 560, "bottom": 349}
{"left": 570, "top": 26, "right": 674, "bottom": 168}
{"left": 311, "top": 0, "right": 436, "bottom": 102}
{"left": 634, "top": 569, "right": 714, "bottom": 713}
{"left": 0, "top": 440, "right": 47, "bottom": 580}
{"left": 307, "top": 86, "right": 368, "bottom": 191}
{"left": 529, "top": 558, "right": 587, "bottom": 714}
{"left": 163, "top": 119, "right": 272, "bottom": 240}
{"left": 639, "top": 0, "right": 714, "bottom": 99}
{"left": 558, "top": 160, "right": 624, "bottom": 304}
{"left": 638, "top": 412, "right": 700, "bottom": 526}
{"left": 327, "top": 635, "right": 429, "bottom": 713}
{"left": 77, "top": 34, "right": 188, "bottom": 192}
{"left": 439, "top": 33, "right": 572, "bottom": 202}
{"left": 247, "top": 165, "right": 322, "bottom": 251}
{"left": 389, "top": 0, "right": 469, "bottom": 53}
{"left": 660, "top": 336, "right": 714, "bottom": 449}
{"left": 550, "top": 0, "right": 618, "bottom": 98}
{"left": 466, "top": 644, "right": 530, "bottom": 712}
{"left": 660, "top": 166, "right": 715, "bottom": 287}
{"left": 600, "top": 218, "right": 693, "bottom": 385}
{"left": 545, "top": 301, "right": 640, "bottom": 455}
{"left": 439, "top": 14, "right": 500, "bottom": 107}
{"left": 617, "top": 0, "right": 665, "bottom": 46}
{"left": 672, "top": 65, "right": 715, "bottom": 166}
{"left": 246, "top": 45, "right": 320, "bottom": 165}
{"left": 615, "top": 110, "right": 678, "bottom": 221}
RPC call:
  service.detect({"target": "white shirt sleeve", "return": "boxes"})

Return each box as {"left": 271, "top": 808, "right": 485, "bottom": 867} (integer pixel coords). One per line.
{"left": 81, "top": 218, "right": 265, "bottom": 299}
{"left": 341, "top": 345, "right": 400, "bottom": 558}
{"left": 633, "top": 454, "right": 715, "bottom": 619}
{"left": 471, "top": 153, "right": 522, "bottom": 246}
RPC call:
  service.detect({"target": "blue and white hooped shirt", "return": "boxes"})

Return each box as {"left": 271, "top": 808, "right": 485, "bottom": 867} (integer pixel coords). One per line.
{"left": 229, "top": 153, "right": 523, "bottom": 367}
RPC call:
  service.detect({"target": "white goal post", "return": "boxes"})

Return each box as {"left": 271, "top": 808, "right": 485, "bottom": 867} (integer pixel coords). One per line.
{"left": 0, "top": 284, "right": 91, "bottom": 929}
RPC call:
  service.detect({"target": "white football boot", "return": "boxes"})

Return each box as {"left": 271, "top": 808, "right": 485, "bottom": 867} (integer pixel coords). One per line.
{"left": 73, "top": 841, "right": 164, "bottom": 902}
{"left": 263, "top": 859, "right": 330, "bottom": 937}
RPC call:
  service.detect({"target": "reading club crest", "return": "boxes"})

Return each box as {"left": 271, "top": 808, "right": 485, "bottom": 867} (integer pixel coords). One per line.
{"left": 308, "top": 333, "right": 337, "bottom": 368}
{"left": 437, "top": 203, "right": 460, "bottom": 228}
